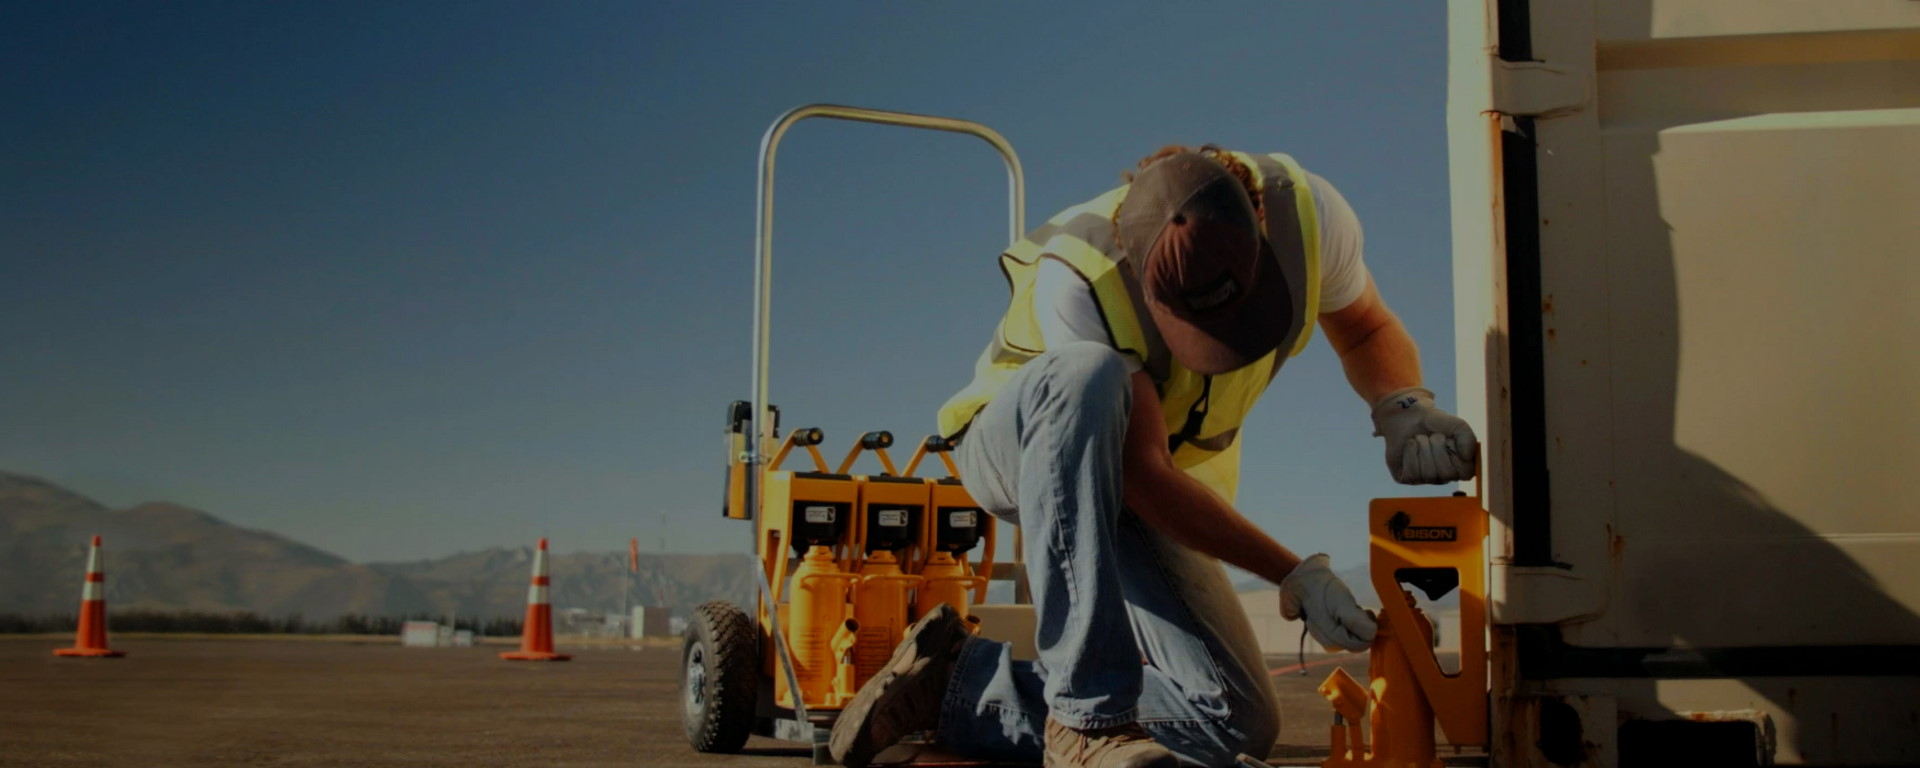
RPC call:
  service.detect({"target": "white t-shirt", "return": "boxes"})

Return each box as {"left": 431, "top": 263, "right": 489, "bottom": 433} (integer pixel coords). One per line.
{"left": 1034, "top": 171, "right": 1369, "bottom": 373}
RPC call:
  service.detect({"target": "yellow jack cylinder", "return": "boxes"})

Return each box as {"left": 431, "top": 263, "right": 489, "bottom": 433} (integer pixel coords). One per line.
{"left": 915, "top": 551, "right": 984, "bottom": 621}
{"left": 851, "top": 551, "right": 922, "bottom": 689}
{"left": 1318, "top": 600, "right": 1441, "bottom": 768}
{"left": 1368, "top": 596, "right": 1439, "bottom": 768}
{"left": 781, "top": 546, "right": 856, "bottom": 709}
{"left": 831, "top": 618, "right": 861, "bottom": 705}
{"left": 1318, "top": 667, "right": 1370, "bottom": 764}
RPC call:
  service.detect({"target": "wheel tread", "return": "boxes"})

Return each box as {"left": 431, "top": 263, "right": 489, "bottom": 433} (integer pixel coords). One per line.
{"left": 683, "top": 599, "right": 759, "bottom": 753}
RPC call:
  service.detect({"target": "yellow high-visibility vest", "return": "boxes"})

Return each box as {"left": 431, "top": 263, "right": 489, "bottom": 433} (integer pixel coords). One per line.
{"left": 936, "top": 152, "right": 1322, "bottom": 503}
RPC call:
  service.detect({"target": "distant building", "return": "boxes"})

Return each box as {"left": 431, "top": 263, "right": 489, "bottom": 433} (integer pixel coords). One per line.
{"left": 559, "top": 607, "right": 612, "bottom": 637}
{"left": 631, "top": 605, "right": 673, "bottom": 638}
{"left": 401, "top": 621, "right": 441, "bottom": 647}
{"left": 401, "top": 621, "right": 475, "bottom": 648}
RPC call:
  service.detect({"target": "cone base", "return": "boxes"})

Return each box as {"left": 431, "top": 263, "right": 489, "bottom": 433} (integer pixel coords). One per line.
{"left": 54, "top": 647, "right": 125, "bottom": 658}
{"left": 499, "top": 650, "right": 572, "bottom": 661}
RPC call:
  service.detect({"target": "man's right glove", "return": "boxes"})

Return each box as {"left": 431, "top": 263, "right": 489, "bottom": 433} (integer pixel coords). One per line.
{"left": 1279, "top": 553, "right": 1377, "bottom": 652}
{"left": 1371, "top": 386, "right": 1480, "bottom": 485}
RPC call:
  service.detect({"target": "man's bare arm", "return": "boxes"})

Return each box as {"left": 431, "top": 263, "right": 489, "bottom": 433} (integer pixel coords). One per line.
{"left": 1318, "top": 275, "right": 1422, "bottom": 404}
{"left": 1321, "top": 273, "right": 1479, "bottom": 483}
{"left": 1120, "top": 369, "right": 1305, "bottom": 585}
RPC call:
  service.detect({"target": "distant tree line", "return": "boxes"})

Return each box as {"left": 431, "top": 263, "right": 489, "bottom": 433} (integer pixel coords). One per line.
{"left": 0, "top": 610, "right": 522, "bottom": 637}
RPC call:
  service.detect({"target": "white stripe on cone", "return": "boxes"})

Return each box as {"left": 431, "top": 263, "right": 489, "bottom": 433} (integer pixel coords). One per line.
{"left": 525, "top": 541, "right": 549, "bottom": 605}
{"left": 80, "top": 541, "right": 103, "bottom": 600}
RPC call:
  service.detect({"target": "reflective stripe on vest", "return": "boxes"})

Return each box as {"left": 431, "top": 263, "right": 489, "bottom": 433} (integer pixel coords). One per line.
{"left": 935, "top": 152, "right": 1321, "bottom": 499}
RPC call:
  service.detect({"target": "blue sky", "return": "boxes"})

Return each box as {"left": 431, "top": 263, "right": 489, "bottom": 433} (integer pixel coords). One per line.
{"left": 1, "top": 2, "right": 1458, "bottom": 573}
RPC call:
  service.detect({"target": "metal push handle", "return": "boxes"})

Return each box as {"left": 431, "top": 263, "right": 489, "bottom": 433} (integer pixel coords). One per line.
{"left": 744, "top": 104, "right": 1025, "bottom": 727}
{"left": 747, "top": 104, "right": 1025, "bottom": 478}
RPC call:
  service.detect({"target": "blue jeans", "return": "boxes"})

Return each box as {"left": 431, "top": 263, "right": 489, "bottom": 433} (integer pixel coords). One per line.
{"left": 938, "top": 342, "right": 1280, "bottom": 767}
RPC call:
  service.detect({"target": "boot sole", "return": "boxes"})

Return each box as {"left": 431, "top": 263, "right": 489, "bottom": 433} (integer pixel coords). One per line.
{"left": 828, "top": 603, "right": 967, "bottom": 768}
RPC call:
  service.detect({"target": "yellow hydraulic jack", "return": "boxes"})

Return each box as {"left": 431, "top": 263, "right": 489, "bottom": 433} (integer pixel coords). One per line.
{"left": 902, "top": 435, "right": 994, "bottom": 624}
{"left": 759, "top": 425, "right": 862, "bottom": 711}
{"left": 839, "top": 431, "right": 927, "bottom": 690}
{"left": 729, "top": 423, "right": 1005, "bottom": 721}
{"left": 1315, "top": 494, "right": 1488, "bottom": 768}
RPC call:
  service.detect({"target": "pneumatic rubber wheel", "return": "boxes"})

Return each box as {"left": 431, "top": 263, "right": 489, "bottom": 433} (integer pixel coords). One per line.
{"left": 681, "top": 600, "right": 759, "bottom": 753}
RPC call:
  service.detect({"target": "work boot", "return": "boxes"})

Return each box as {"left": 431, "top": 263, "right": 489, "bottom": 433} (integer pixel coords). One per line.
{"left": 829, "top": 603, "right": 971, "bottom": 768}
{"left": 1043, "top": 717, "right": 1181, "bottom": 768}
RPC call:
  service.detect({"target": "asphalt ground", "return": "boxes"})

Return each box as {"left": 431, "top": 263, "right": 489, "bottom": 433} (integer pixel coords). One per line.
{"left": 0, "top": 637, "right": 1463, "bottom": 767}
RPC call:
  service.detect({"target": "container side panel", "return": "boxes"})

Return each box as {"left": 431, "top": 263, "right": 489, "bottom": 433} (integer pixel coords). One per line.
{"left": 1599, "top": 59, "right": 1920, "bottom": 132}
{"left": 1599, "top": 0, "right": 1920, "bottom": 41}
{"left": 1594, "top": 107, "right": 1920, "bottom": 649}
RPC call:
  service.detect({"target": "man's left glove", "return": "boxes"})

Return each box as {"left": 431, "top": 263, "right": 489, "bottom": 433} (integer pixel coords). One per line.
{"left": 1280, "top": 554, "right": 1377, "bottom": 652}
{"left": 1371, "top": 386, "right": 1479, "bottom": 485}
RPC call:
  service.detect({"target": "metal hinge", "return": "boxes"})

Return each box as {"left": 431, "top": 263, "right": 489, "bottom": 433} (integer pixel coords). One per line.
{"left": 1490, "top": 58, "right": 1588, "bottom": 119}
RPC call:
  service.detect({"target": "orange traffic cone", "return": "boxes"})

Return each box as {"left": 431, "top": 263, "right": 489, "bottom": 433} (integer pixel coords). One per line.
{"left": 55, "top": 535, "right": 126, "bottom": 658}
{"left": 500, "top": 537, "right": 571, "bottom": 661}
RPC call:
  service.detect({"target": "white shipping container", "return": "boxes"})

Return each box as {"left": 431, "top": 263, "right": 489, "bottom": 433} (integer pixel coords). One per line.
{"left": 1449, "top": 0, "right": 1920, "bottom": 764}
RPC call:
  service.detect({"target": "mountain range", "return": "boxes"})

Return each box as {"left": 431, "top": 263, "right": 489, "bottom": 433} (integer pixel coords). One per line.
{"left": 0, "top": 470, "right": 754, "bottom": 622}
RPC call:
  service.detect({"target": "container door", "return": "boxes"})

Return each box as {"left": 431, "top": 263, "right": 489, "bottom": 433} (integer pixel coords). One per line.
{"left": 1450, "top": 0, "right": 1920, "bottom": 764}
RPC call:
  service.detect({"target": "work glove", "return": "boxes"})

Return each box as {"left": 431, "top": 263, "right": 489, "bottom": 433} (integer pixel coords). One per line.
{"left": 1279, "top": 553, "right": 1377, "bottom": 652}
{"left": 1371, "top": 386, "right": 1480, "bottom": 485}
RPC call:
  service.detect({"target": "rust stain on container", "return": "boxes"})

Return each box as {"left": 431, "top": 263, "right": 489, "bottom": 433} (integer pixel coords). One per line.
{"left": 1542, "top": 294, "right": 1555, "bottom": 314}
{"left": 1831, "top": 712, "right": 1840, "bottom": 758}
{"left": 1547, "top": 327, "right": 1558, "bottom": 342}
